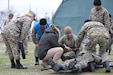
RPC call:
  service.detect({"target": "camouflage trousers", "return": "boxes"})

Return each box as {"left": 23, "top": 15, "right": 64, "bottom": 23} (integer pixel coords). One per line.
{"left": 61, "top": 55, "right": 88, "bottom": 70}
{"left": 61, "top": 51, "right": 102, "bottom": 70}
{"left": 34, "top": 38, "right": 40, "bottom": 57}
{"left": 85, "top": 36, "right": 109, "bottom": 62}
{"left": 2, "top": 33, "right": 20, "bottom": 60}
{"left": 34, "top": 47, "right": 38, "bottom": 57}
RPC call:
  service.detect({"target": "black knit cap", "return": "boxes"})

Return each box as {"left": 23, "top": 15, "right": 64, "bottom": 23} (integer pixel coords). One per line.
{"left": 94, "top": 0, "right": 101, "bottom": 6}
{"left": 40, "top": 18, "right": 47, "bottom": 25}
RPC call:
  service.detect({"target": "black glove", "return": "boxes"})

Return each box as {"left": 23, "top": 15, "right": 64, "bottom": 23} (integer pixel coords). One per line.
{"left": 18, "top": 42, "right": 26, "bottom": 59}
{"left": 73, "top": 48, "right": 79, "bottom": 54}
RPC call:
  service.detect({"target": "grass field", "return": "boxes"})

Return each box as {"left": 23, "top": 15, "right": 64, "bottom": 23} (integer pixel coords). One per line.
{"left": 0, "top": 42, "right": 113, "bottom": 75}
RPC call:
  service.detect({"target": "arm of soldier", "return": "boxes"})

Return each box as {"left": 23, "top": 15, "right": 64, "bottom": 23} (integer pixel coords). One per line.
{"left": 104, "top": 11, "right": 111, "bottom": 31}
{"left": 75, "top": 25, "right": 86, "bottom": 48}
{"left": 72, "top": 35, "right": 82, "bottom": 56}
{"left": 59, "top": 36, "right": 72, "bottom": 51}
{"left": 31, "top": 27, "right": 39, "bottom": 44}
{"left": 20, "top": 19, "right": 32, "bottom": 42}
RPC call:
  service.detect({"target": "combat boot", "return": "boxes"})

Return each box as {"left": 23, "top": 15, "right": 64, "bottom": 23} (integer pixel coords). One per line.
{"left": 35, "top": 57, "right": 39, "bottom": 65}
{"left": 88, "top": 61, "right": 95, "bottom": 72}
{"left": 108, "top": 48, "right": 111, "bottom": 55}
{"left": 103, "top": 61, "right": 111, "bottom": 73}
{"left": 48, "top": 59, "right": 63, "bottom": 72}
{"left": 16, "top": 60, "right": 27, "bottom": 69}
{"left": 10, "top": 58, "right": 15, "bottom": 68}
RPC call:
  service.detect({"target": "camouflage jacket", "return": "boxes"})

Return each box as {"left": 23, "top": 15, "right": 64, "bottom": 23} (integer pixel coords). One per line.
{"left": 59, "top": 34, "right": 77, "bottom": 49}
{"left": 2, "top": 16, "right": 32, "bottom": 42}
{"left": 76, "top": 21, "right": 110, "bottom": 48}
{"left": 90, "top": 6, "right": 110, "bottom": 30}
{"left": 4, "top": 18, "right": 12, "bottom": 26}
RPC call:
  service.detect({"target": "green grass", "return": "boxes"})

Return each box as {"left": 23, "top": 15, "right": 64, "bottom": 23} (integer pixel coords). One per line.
{"left": 0, "top": 42, "right": 113, "bottom": 75}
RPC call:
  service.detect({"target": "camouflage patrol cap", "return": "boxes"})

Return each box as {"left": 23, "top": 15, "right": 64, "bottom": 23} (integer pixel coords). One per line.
{"left": 64, "top": 26, "right": 72, "bottom": 34}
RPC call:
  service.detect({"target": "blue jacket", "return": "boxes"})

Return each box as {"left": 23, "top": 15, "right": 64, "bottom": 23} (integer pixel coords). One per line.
{"left": 34, "top": 22, "right": 50, "bottom": 38}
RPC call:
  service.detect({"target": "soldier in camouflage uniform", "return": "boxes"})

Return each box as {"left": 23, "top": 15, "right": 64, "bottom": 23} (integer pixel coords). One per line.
{"left": 16, "top": 17, "right": 29, "bottom": 55}
{"left": 75, "top": 20, "right": 111, "bottom": 72}
{"left": 1, "top": 11, "right": 35, "bottom": 69}
{"left": 4, "top": 13, "right": 14, "bottom": 54}
{"left": 90, "top": 0, "right": 110, "bottom": 30}
{"left": 11, "top": 16, "right": 29, "bottom": 55}
{"left": 59, "top": 26, "right": 81, "bottom": 61}
{"left": 32, "top": 18, "right": 50, "bottom": 65}
{"left": 48, "top": 20, "right": 111, "bottom": 73}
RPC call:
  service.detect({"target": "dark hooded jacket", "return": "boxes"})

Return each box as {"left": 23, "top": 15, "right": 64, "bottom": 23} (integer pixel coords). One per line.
{"left": 38, "top": 26, "right": 64, "bottom": 60}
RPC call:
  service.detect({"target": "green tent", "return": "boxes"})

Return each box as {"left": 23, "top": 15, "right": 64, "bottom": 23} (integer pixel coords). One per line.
{"left": 53, "top": 0, "right": 113, "bottom": 35}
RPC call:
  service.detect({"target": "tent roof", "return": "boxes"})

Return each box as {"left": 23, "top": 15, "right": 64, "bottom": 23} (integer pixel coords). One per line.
{"left": 53, "top": 0, "right": 113, "bottom": 35}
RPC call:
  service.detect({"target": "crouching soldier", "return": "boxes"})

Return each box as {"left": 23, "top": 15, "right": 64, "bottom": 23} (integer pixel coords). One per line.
{"left": 75, "top": 20, "right": 111, "bottom": 72}
{"left": 1, "top": 11, "right": 35, "bottom": 69}
{"left": 59, "top": 26, "right": 82, "bottom": 61}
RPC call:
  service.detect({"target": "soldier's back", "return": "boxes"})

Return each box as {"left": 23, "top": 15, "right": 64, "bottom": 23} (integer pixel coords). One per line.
{"left": 85, "top": 21, "right": 110, "bottom": 39}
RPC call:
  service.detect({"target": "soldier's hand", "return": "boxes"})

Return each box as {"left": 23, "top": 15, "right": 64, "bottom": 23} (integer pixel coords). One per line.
{"left": 65, "top": 46, "right": 72, "bottom": 51}
{"left": 18, "top": 42, "right": 23, "bottom": 49}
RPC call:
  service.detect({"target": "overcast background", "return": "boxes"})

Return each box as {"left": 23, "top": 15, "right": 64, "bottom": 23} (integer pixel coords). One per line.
{"left": 0, "top": 0, "right": 62, "bottom": 19}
